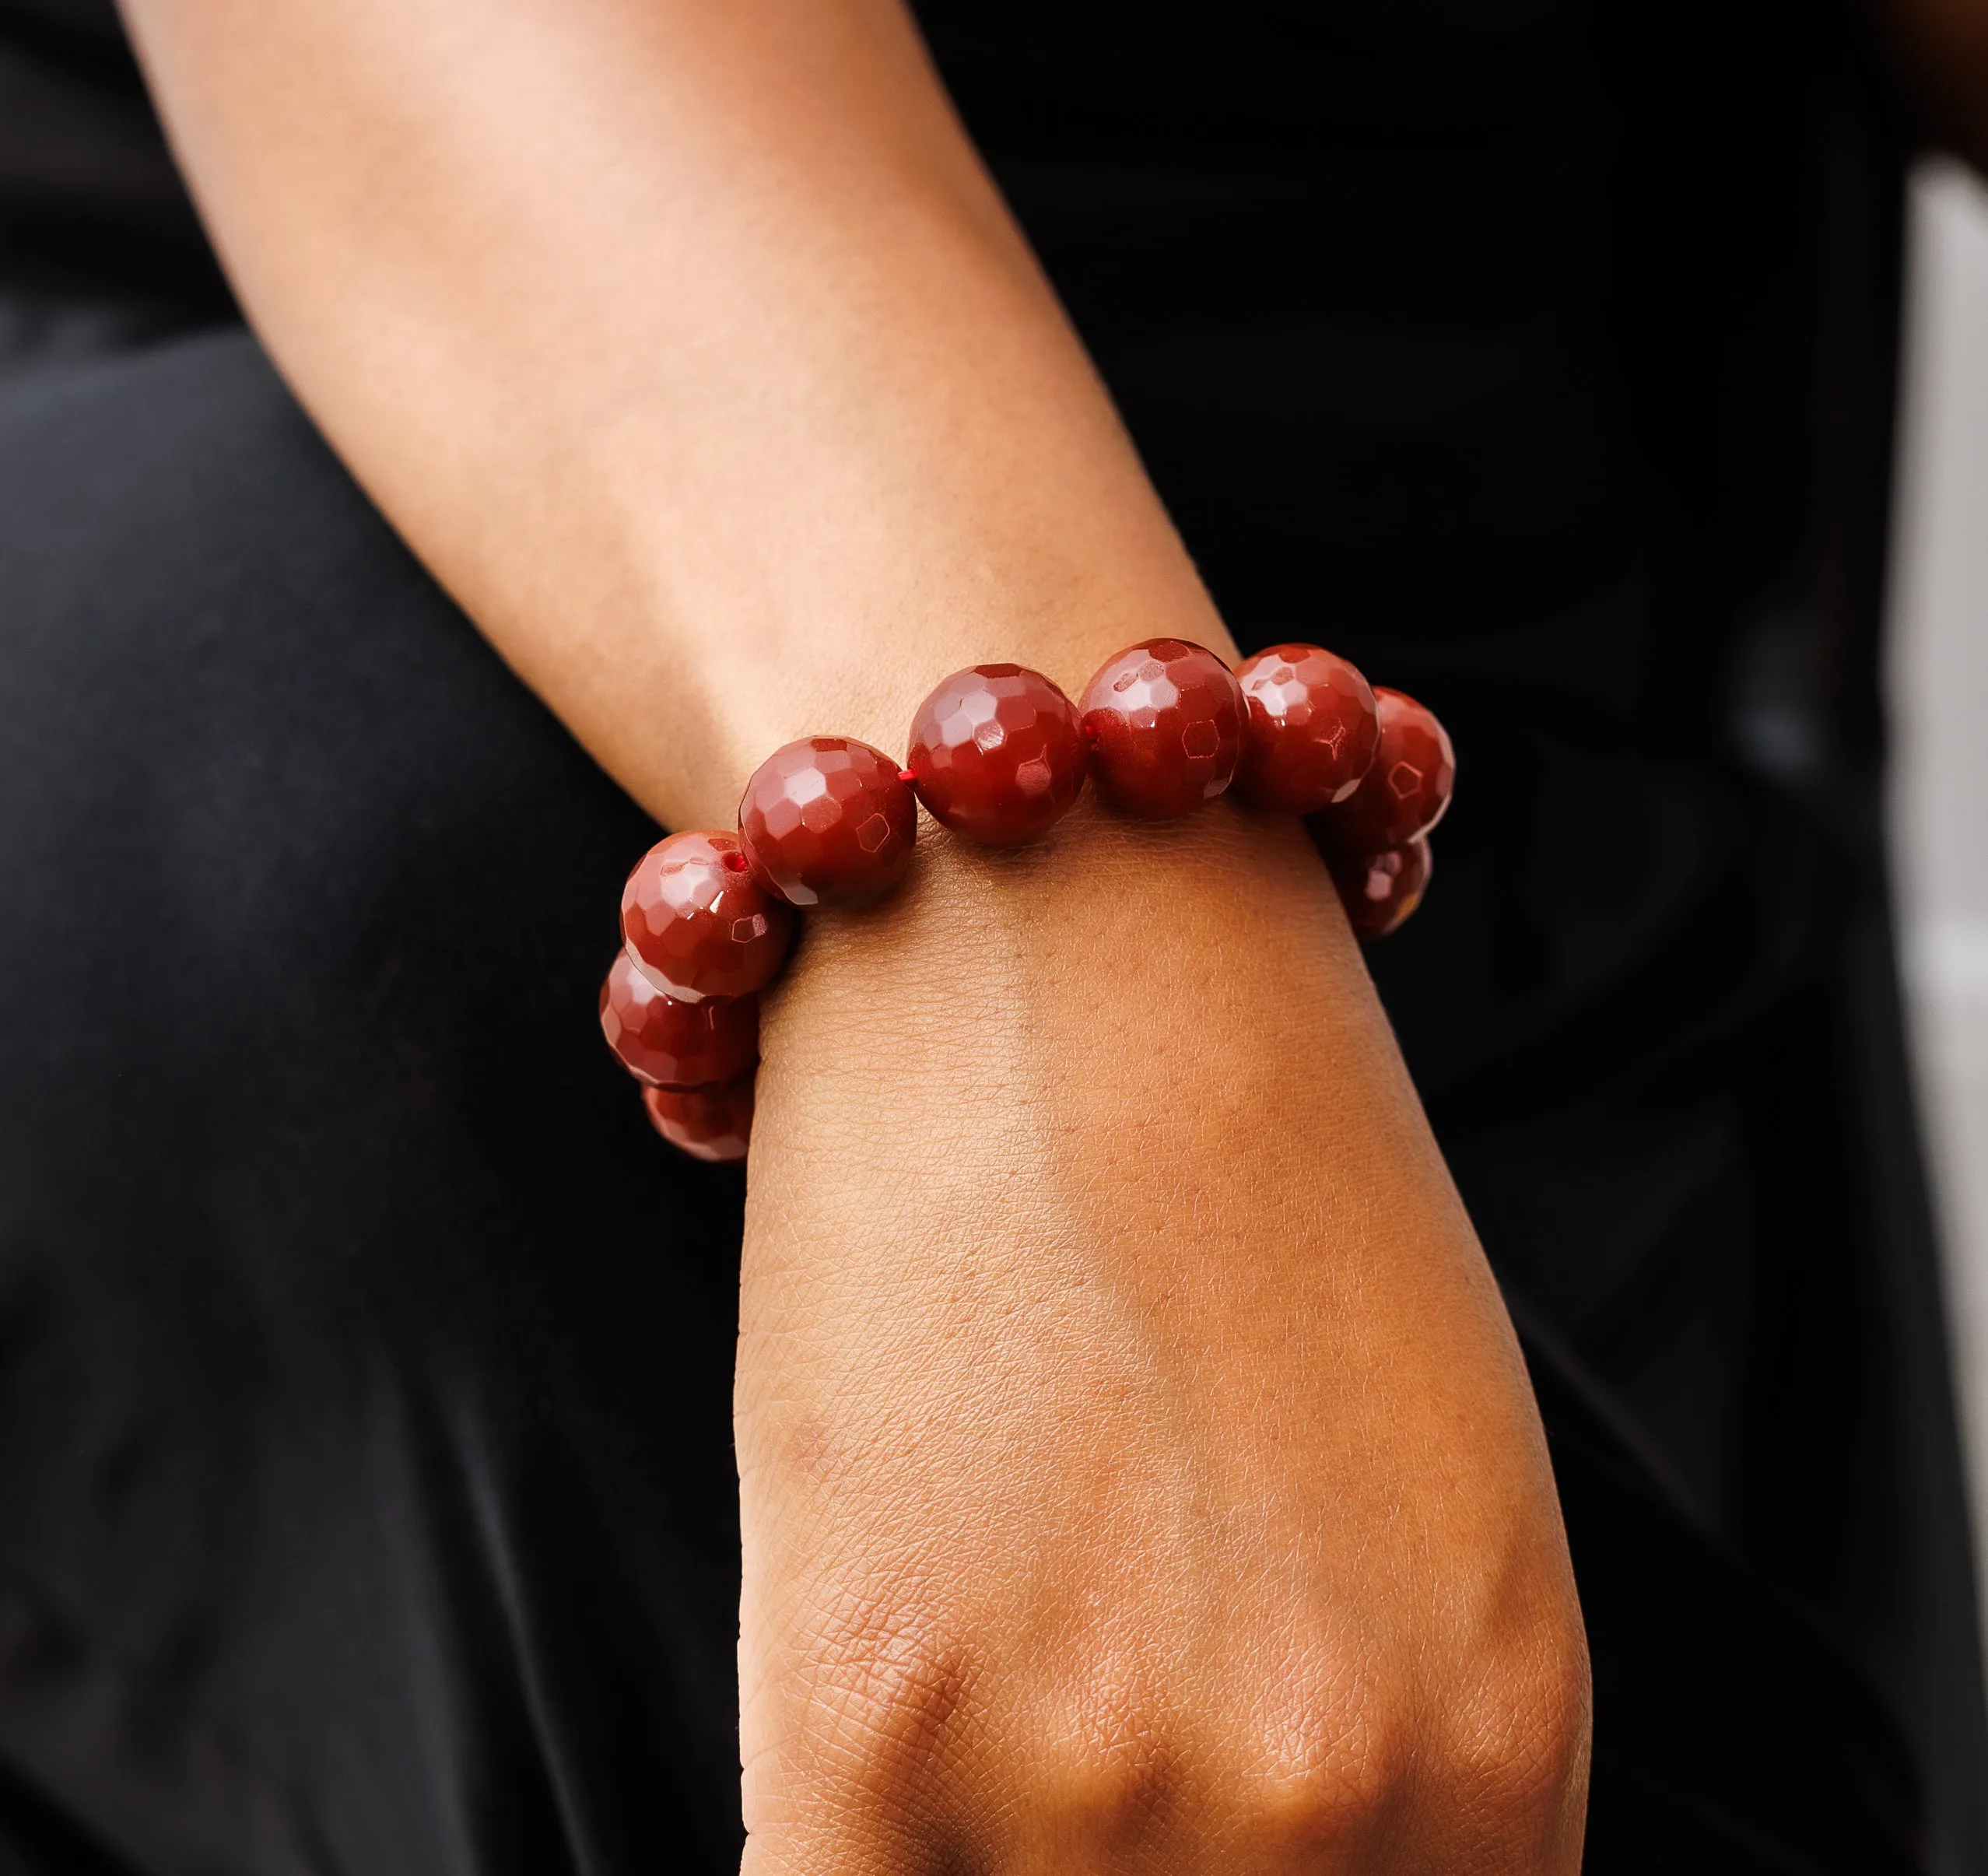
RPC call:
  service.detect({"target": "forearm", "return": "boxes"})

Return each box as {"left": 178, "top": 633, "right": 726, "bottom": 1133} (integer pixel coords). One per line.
{"left": 120, "top": 0, "right": 1218, "bottom": 829}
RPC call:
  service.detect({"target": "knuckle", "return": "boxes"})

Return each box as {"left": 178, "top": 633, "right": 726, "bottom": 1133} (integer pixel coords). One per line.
{"left": 1049, "top": 1657, "right": 1409, "bottom": 1857}
{"left": 745, "top": 1597, "right": 997, "bottom": 1876}
{"left": 1237, "top": 1670, "right": 1413, "bottom": 1855}
{"left": 798, "top": 1596, "right": 983, "bottom": 1812}
{"left": 1442, "top": 1603, "right": 1594, "bottom": 1840}
{"left": 1047, "top": 1685, "right": 1194, "bottom": 1850}
{"left": 1220, "top": 1598, "right": 1592, "bottom": 1859}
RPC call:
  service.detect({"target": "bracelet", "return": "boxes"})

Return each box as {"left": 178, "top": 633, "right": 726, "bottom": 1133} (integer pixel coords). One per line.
{"left": 601, "top": 638, "right": 1453, "bottom": 1162}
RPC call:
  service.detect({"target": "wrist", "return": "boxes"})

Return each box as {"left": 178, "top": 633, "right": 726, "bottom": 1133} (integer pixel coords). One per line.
{"left": 745, "top": 793, "right": 1392, "bottom": 1180}
{"left": 767, "top": 787, "right": 1334, "bottom": 994}
{"left": 607, "top": 631, "right": 1452, "bottom": 1163}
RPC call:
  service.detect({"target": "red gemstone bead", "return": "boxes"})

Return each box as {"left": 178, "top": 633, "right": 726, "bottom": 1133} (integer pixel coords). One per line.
{"left": 1317, "top": 686, "right": 1455, "bottom": 851}
{"left": 1234, "top": 643, "right": 1380, "bottom": 814}
{"left": 620, "top": 829, "right": 794, "bottom": 1002}
{"left": 1079, "top": 637, "right": 1246, "bottom": 818}
{"left": 1328, "top": 836, "right": 1433, "bottom": 941}
{"left": 643, "top": 1070, "right": 755, "bottom": 1163}
{"left": 738, "top": 736, "right": 916, "bottom": 906}
{"left": 599, "top": 949, "right": 759, "bottom": 1088}
{"left": 905, "top": 664, "right": 1088, "bottom": 845}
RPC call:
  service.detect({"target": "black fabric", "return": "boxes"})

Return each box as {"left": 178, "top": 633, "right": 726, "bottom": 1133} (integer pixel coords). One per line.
{"left": 0, "top": 329, "right": 1942, "bottom": 1876}
{"left": 0, "top": 338, "right": 745, "bottom": 1875}
{"left": 1523, "top": 1304, "right": 1926, "bottom": 1873}
{"left": 0, "top": 0, "right": 1984, "bottom": 1871}
{"left": 0, "top": 0, "right": 226, "bottom": 338}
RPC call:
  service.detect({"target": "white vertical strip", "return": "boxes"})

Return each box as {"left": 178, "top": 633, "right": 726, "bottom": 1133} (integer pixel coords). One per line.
{"left": 1890, "top": 159, "right": 1988, "bottom": 1621}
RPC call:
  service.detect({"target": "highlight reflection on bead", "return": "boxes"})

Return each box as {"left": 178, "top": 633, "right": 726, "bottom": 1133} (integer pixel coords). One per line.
{"left": 1317, "top": 687, "right": 1454, "bottom": 851}
{"left": 620, "top": 829, "right": 794, "bottom": 1002}
{"left": 906, "top": 664, "right": 1089, "bottom": 844}
{"left": 738, "top": 737, "right": 916, "bottom": 906}
{"left": 1327, "top": 836, "right": 1432, "bottom": 941}
{"left": 1079, "top": 638, "right": 1246, "bottom": 818}
{"left": 1234, "top": 643, "right": 1380, "bottom": 814}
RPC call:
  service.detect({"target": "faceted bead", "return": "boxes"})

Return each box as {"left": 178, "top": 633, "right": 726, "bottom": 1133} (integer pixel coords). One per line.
{"left": 620, "top": 829, "right": 794, "bottom": 1002}
{"left": 1317, "top": 686, "right": 1455, "bottom": 851}
{"left": 1328, "top": 836, "right": 1433, "bottom": 941}
{"left": 738, "top": 736, "right": 916, "bottom": 906}
{"left": 1234, "top": 643, "right": 1380, "bottom": 814}
{"left": 643, "top": 1070, "right": 755, "bottom": 1163}
{"left": 1079, "top": 637, "right": 1246, "bottom": 818}
{"left": 599, "top": 949, "right": 759, "bottom": 1088}
{"left": 905, "top": 664, "right": 1088, "bottom": 845}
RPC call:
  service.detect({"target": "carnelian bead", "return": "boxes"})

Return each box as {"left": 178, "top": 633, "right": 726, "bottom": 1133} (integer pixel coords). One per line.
{"left": 620, "top": 829, "right": 794, "bottom": 1003}
{"left": 643, "top": 1071, "right": 755, "bottom": 1163}
{"left": 598, "top": 950, "right": 759, "bottom": 1088}
{"left": 1328, "top": 837, "right": 1433, "bottom": 941}
{"left": 1234, "top": 643, "right": 1380, "bottom": 814}
{"left": 738, "top": 737, "right": 916, "bottom": 906}
{"left": 1079, "top": 638, "right": 1246, "bottom": 818}
{"left": 1317, "top": 687, "right": 1455, "bottom": 851}
{"left": 905, "top": 664, "right": 1088, "bottom": 845}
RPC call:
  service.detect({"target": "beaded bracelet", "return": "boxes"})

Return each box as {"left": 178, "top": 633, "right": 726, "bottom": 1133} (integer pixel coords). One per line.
{"left": 601, "top": 639, "right": 1453, "bottom": 1162}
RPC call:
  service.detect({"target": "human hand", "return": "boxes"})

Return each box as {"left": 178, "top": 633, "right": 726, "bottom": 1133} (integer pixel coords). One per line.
{"left": 735, "top": 800, "right": 1590, "bottom": 1874}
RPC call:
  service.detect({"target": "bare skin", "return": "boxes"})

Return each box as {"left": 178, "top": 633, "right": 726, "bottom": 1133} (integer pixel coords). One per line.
{"left": 114, "top": 1, "right": 1604, "bottom": 1868}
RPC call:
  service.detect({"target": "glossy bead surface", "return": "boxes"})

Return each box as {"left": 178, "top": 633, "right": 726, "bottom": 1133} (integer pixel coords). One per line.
{"left": 1079, "top": 638, "right": 1246, "bottom": 818}
{"left": 738, "top": 737, "right": 916, "bottom": 906}
{"left": 620, "top": 829, "right": 794, "bottom": 1002}
{"left": 1328, "top": 836, "right": 1433, "bottom": 941}
{"left": 599, "top": 949, "right": 759, "bottom": 1088}
{"left": 1317, "top": 686, "right": 1455, "bottom": 851}
{"left": 906, "top": 664, "right": 1088, "bottom": 845}
{"left": 643, "top": 1071, "right": 755, "bottom": 1163}
{"left": 1234, "top": 643, "right": 1380, "bottom": 813}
